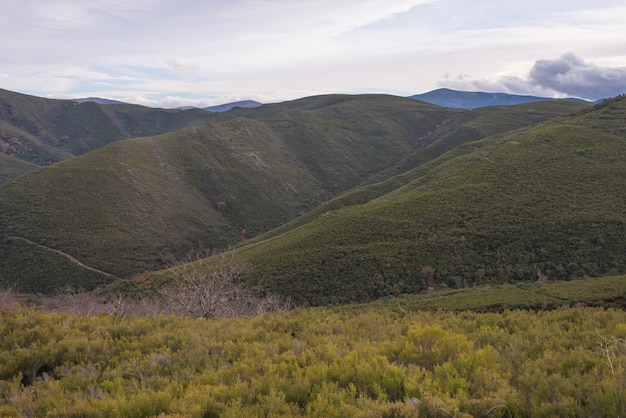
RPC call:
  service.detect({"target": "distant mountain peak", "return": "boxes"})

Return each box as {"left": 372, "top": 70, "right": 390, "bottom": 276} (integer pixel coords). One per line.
{"left": 410, "top": 88, "right": 589, "bottom": 109}
{"left": 203, "top": 100, "right": 263, "bottom": 112}
{"left": 72, "top": 97, "right": 128, "bottom": 105}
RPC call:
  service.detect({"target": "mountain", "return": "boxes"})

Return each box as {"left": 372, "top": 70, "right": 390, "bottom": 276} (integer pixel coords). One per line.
{"left": 0, "top": 88, "right": 212, "bottom": 177}
{"left": 0, "top": 90, "right": 600, "bottom": 298}
{"left": 203, "top": 100, "right": 263, "bottom": 112}
{"left": 410, "top": 88, "right": 589, "bottom": 108}
{"left": 0, "top": 94, "right": 458, "bottom": 292}
{"left": 73, "top": 97, "right": 128, "bottom": 105}
{"left": 217, "top": 96, "right": 625, "bottom": 305}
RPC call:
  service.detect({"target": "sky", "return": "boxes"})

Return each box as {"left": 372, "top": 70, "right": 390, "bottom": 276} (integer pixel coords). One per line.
{"left": 1, "top": 0, "right": 626, "bottom": 108}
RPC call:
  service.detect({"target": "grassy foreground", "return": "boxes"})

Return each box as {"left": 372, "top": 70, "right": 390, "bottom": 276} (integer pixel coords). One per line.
{"left": 1, "top": 289, "right": 625, "bottom": 416}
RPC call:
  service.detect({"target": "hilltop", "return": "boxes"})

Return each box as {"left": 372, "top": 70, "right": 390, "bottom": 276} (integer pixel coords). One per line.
{"left": 72, "top": 97, "right": 129, "bottom": 105}
{"left": 203, "top": 100, "right": 263, "bottom": 112}
{"left": 410, "top": 87, "right": 590, "bottom": 108}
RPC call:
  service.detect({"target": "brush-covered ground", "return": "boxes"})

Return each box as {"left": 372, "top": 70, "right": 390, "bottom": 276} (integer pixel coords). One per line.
{"left": 1, "top": 275, "right": 625, "bottom": 417}
{"left": 1, "top": 92, "right": 591, "bottom": 296}
{"left": 2, "top": 88, "right": 624, "bottom": 417}
{"left": 231, "top": 96, "right": 626, "bottom": 305}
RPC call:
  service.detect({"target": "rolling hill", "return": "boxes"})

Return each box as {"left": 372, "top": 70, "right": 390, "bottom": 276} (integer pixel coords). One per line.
{"left": 0, "top": 88, "right": 211, "bottom": 175}
{"left": 0, "top": 153, "right": 38, "bottom": 183}
{"left": 227, "top": 96, "right": 626, "bottom": 305}
{"left": 0, "top": 94, "right": 456, "bottom": 292}
{"left": 0, "top": 90, "right": 600, "bottom": 297}
{"left": 72, "top": 97, "right": 129, "bottom": 105}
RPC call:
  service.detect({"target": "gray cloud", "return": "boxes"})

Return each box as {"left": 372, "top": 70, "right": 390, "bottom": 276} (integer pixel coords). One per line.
{"left": 441, "top": 53, "right": 626, "bottom": 101}
{"left": 528, "top": 53, "right": 626, "bottom": 100}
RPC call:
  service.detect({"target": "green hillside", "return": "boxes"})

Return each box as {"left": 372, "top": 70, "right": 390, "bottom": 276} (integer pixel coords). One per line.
{"left": 374, "top": 99, "right": 590, "bottom": 179}
{"left": 0, "top": 95, "right": 464, "bottom": 293}
{"left": 0, "top": 153, "right": 38, "bottom": 183}
{"left": 233, "top": 96, "right": 626, "bottom": 305}
{"left": 0, "top": 88, "right": 210, "bottom": 172}
{"left": 250, "top": 99, "right": 591, "bottom": 241}
{"left": 0, "top": 92, "right": 596, "bottom": 295}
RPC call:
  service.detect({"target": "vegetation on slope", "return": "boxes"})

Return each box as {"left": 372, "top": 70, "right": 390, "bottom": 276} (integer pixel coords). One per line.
{"left": 233, "top": 96, "right": 626, "bottom": 305}
{"left": 0, "top": 95, "right": 462, "bottom": 292}
{"left": 250, "top": 100, "right": 591, "bottom": 241}
{"left": 0, "top": 154, "right": 38, "bottom": 183}
{"left": 1, "top": 300, "right": 625, "bottom": 417}
{"left": 0, "top": 91, "right": 597, "bottom": 296}
{"left": 376, "top": 99, "right": 591, "bottom": 179}
{"left": 0, "top": 88, "right": 210, "bottom": 170}
{"left": 349, "top": 274, "right": 626, "bottom": 313}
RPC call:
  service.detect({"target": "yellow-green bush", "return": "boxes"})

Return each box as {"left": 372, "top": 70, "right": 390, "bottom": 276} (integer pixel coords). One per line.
{"left": 0, "top": 305, "right": 625, "bottom": 416}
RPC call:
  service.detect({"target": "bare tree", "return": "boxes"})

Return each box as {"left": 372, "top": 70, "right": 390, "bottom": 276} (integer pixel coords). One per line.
{"left": 41, "top": 286, "right": 161, "bottom": 317}
{"left": 597, "top": 328, "right": 625, "bottom": 376}
{"left": 158, "top": 254, "right": 291, "bottom": 318}
{"left": 0, "top": 285, "right": 19, "bottom": 309}
{"left": 5, "top": 255, "right": 291, "bottom": 319}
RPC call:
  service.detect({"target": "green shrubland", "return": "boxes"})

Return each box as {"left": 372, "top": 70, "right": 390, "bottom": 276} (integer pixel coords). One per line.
{"left": 0, "top": 88, "right": 210, "bottom": 168}
{"left": 235, "top": 96, "right": 626, "bottom": 304}
{"left": 0, "top": 94, "right": 451, "bottom": 290}
{"left": 0, "top": 301, "right": 625, "bottom": 417}
{"left": 2, "top": 94, "right": 587, "bottom": 294}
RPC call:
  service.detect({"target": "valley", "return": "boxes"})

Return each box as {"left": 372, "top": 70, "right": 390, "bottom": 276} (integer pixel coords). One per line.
{"left": 2, "top": 88, "right": 611, "bottom": 302}
{"left": 1, "top": 87, "right": 625, "bottom": 417}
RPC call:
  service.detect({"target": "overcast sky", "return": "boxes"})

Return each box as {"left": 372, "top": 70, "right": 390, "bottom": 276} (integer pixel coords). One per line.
{"left": 1, "top": 0, "right": 625, "bottom": 107}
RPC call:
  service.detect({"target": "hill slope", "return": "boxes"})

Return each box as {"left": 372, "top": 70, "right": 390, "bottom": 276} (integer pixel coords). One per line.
{"left": 0, "top": 88, "right": 210, "bottom": 175}
{"left": 231, "top": 96, "right": 626, "bottom": 305}
{"left": 0, "top": 153, "right": 38, "bottom": 183}
{"left": 0, "top": 95, "right": 459, "bottom": 292}
{"left": 0, "top": 94, "right": 593, "bottom": 294}
{"left": 243, "top": 100, "right": 591, "bottom": 242}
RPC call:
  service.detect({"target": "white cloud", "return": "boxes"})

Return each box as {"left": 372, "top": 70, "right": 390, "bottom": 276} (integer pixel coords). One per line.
{"left": 1, "top": 0, "right": 625, "bottom": 106}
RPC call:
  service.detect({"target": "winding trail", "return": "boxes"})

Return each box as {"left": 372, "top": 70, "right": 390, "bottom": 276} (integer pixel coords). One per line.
{"left": 6, "top": 236, "right": 122, "bottom": 280}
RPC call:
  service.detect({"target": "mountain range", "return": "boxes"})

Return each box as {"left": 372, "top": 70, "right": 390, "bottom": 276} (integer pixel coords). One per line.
{"left": 203, "top": 100, "right": 263, "bottom": 112}
{"left": 0, "top": 87, "right": 623, "bottom": 304}
{"left": 74, "top": 87, "right": 595, "bottom": 112}
{"left": 409, "top": 88, "right": 592, "bottom": 108}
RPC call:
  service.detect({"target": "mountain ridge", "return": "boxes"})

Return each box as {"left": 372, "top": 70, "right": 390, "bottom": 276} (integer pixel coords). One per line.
{"left": 410, "top": 87, "right": 591, "bottom": 108}
{"left": 223, "top": 96, "right": 626, "bottom": 304}
{"left": 73, "top": 97, "right": 128, "bottom": 105}
{"left": 203, "top": 100, "right": 263, "bottom": 112}
{"left": 2, "top": 86, "right": 619, "bottom": 305}
{"left": 1, "top": 94, "right": 463, "bottom": 292}
{"left": 0, "top": 88, "right": 213, "bottom": 179}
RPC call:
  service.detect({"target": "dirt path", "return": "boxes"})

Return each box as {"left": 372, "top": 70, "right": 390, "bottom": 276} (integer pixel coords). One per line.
{"left": 6, "top": 236, "right": 121, "bottom": 280}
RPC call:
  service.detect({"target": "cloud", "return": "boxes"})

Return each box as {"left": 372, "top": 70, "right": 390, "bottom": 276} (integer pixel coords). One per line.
{"left": 166, "top": 59, "right": 199, "bottom": 72}
{"left": 3, "top": 1, "right": 625, "bottom": 106}
{"left": 440, "top": 53, "right": 626, "bottom": 100}
{"left": 528, "top": 53, "right": 626, "bottom": 100}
